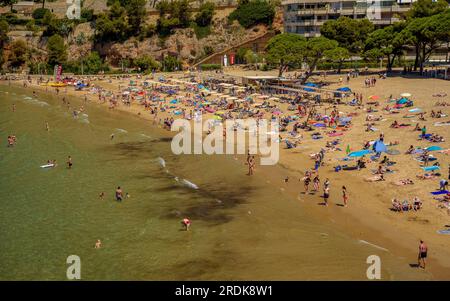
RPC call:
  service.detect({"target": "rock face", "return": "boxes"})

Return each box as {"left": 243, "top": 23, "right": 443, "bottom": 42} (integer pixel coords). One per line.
{"left": 11, "top": 6, "right": 284, "bottom": 68}
{"left": 91, "top": 16, "right": 273, "bottom": 66}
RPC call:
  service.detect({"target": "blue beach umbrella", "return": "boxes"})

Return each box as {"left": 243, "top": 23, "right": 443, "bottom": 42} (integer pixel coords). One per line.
{"left": 373, "top": 140, "right": 388, "bottom": 153}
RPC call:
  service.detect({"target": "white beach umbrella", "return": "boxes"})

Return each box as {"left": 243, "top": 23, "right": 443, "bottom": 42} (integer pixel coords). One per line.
{"left": 400, "top": 93, "right": 412, "bottom": 98}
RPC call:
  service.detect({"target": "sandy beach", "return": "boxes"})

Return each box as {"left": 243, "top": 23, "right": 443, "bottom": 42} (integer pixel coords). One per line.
{"left": 2, "top": 69, "right": 450, "bottom": 279}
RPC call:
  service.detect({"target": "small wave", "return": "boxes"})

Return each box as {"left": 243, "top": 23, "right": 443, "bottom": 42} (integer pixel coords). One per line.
{"left": 115, "top": 128, "right": 128, "bottom": 133}
{"left": 156, "top": 157, "right": 166, "bottom": 168}
{"left": 23, "top": 96, "right": 33, "bottom": 100}
{"left": 23, "top": 97, "right": 49, "bottom": 107}
{"left": 79, "top": 118, "right": 90, "bottom": 124}
{"left": 181, "top": 179, "right": 199, "bottom": 190}
{"left": 140, "top": 133, "right": 152, "bottom": 139}
{"left": 81, "top": 113, "right": 88, "bottom": 118}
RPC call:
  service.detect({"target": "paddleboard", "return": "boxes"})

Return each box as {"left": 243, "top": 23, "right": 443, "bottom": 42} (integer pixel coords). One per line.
{"left": 40, "top": 163, "right": 55, "bottom": 168}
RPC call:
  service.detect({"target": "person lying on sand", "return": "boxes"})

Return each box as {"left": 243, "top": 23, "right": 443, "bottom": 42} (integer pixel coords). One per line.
{"left": 392, "top": 179, "right": 414, "bottom": 186}
{"left": 365, "top": 174, "right": 385, "bottom": 182}
{"left": 416, "top": 173, "right": 439, "bottom": 180}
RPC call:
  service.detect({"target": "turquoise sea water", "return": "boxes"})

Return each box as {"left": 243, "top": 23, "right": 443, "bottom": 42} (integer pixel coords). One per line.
{"left": 0, "top": 86, "right": 431, "bottom": 280}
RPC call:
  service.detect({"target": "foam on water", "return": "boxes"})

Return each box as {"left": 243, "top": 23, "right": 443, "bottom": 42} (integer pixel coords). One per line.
{"left": 156, "top": 157, "right": 166, "bottom": 168}
{"left": 115, "top": 128, "right": 128, "bottom": 133}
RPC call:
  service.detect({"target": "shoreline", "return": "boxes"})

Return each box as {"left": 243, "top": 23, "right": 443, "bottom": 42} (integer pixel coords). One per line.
{"left": 2, "top": 73, "right": 449, "bottom": 279}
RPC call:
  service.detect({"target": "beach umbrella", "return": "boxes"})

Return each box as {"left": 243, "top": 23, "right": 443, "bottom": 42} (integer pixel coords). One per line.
{"left": 272, "top": 111, "right": 282, "bottom": 116}
{"left": 368, "top": 95, "right": 379, "bottom": 100}
{"left": 346, "top": 145, "right": 351, "bottom": 155}
{"left": 305, "top": 82, "right": 318, "bottom": 87}
{"left": 213, "top": 115, "right": 222, "bottom": 120}
{"left": 348, "top": 150, "right": 373, "bottom": 157}
{"left": 426, "top": 146, "right": 443, "bottom": 152}
{"left": 397, "top": 98, "right": 408, "bottom": 104}
{"left": 304, "top": 87, "right": 315, "bottom": 92}
{"left": 373, "top": 140, "right": 388, "bottom": 153}
{"left": 409, "top": 108, "right": 422, "bottom": 113}
{"left": 400, "top": 93, "right": 411, "bottom": 98}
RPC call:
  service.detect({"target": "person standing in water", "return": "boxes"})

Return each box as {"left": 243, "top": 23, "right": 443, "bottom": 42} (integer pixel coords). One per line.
{"left": 115, "top": 186, "right": 123, "bottom": 201}
{"left": 45, "top": 121, "right": 49, "bottom": 131}
{"left": 418, "top": 240, "right": 428, "bottom": 269}
{"left": 12, "top": 104, "right": 15, "bottom": 112}
{"left": 182, "top": 218, "right": 191, "bottom": 231}
{"left": 67, "top": 156, "right": 73, "bottom": 169}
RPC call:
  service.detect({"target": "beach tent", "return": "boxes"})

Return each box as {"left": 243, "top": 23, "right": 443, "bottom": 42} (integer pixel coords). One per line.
{"left": 348, "top": 150, "right": 373, "bottom": 157}
{"left": 426, "top": 146, "right": 443, "bottom": 152}
{"left": 337, "top": 87, "right": 351, "bottom": 92}
{"left": 368, "top": 95, "right": 379, "bottom": 100}
{"left": 372, "top": 140, "right": 388, "bottom": 153}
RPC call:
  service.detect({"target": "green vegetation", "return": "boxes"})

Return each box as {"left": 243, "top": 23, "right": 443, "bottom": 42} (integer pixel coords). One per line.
{"left": 47, "top": 34, "right": 67, "bottom": 67}
{"left": 32, "top": 8, "right": 50, "bottom": 20}
{"left": 200, "top": 63, "right": 221, "bottom": 70}
{"left": 80, "top": 8, "right": 95, "bottom": 22}
{"left": 228, "top": 0, "right": 275, "bottom": 28}
{"left": 65, "top": 52, "right": 110, "bottom": 74}
{"left": 161, "top": 55, "right": 182, "bottom": 72}
{"left": 9, "top": 40, "right": 28, "bottom": 69}
{"left": 134, "top": 55, "right": 160, "bottom": 73}
{"left": 195, "top": 2, "right": 215, "bottom": 27}
{"left": 320, "top": 17, "right": 374, "bottom": 54}
{"left": 156, "top": 0, "right": 192, "bottom": 36}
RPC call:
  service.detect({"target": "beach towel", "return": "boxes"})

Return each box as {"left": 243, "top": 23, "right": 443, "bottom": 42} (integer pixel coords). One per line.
{"left": 434, "top": 122, "right": 450, "bottom": 126}
{"left": 422, "top": 166, "right": 440, "bottom": 171}
{"left": 437, "top": 229, "right": 450, "bottom": 235}
{"left": 430, "top": 190, "right": 449, "bottom": 195}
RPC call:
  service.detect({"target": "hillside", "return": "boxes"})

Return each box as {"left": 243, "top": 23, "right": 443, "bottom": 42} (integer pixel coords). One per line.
{"left": 1, "top": 0, "right": 283, "bottom": 72}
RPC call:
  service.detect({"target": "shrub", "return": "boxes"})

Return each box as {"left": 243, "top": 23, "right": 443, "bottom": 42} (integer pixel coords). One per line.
{"left": 228, "top": 0, "right": 275, "bottom": 28}
{"left": 195, "top": 2, "right": 215, "bottom": 27}
{"left": 200, "top": 63, "right": 221, "bottom": 70}
{"left": 134, "top": 55, "right": 160, "bottom": 72}
{"left": 32, "top": 8, "right": 50, "bottom": 20}
{"left": 161, "top": 55, "right": 182, "bottom": 72}
{"left": 80, "top": 8, "right": 94, "bottom": 22}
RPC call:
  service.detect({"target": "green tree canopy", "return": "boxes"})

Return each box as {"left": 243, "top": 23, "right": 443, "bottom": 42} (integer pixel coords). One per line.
{"left": 47, "top": 34, "right": 67, "bottom": 66}
{"left": 364, "top": 22, "right": 407, "bottom": 71}
{"left": 320, "top": 16, "right": 374, "bottom": 54}
{"left": 266, "top": 33, "right": 307, "bottom": 77}
{"left": 228, "top": 0, "right": 275, "bottom": 28}
{"left": 9, "top": 39, "right": 28, "bottom": 69}
{"left": 195, "top": 2, "right": 215, "bottom": 27}
{"left": 407, "top": 0, "right": 448, "bottom": 18}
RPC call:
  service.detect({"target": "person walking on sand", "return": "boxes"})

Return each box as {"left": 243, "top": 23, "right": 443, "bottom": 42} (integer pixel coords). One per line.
{"left": 342, "top": 186, "right": 348, "bottom": 207}
{"left": 323, "top": 185, "right": 330, "bottom": 206}
{"left": 418, "top": 240, "right": 428, "bottom": 269}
